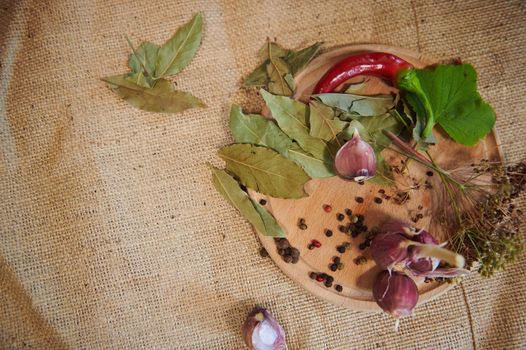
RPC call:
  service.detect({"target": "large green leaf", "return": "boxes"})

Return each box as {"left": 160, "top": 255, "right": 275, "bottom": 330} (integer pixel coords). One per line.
{"left": 285, "top": 42, "right": 322, "bottom": 75}
{"left": 102, "top": 75, "right": 204, "bottom": 113}
{"left": 314, "top": 93, "right": 395, "bottom": 118}
{"left": 261, "top": 90, "right": 334, "bottom": 160}
{"left": 309, "top": 100, "right": 348, "bottom": 145}
{"left": 218, "top": 144, "right": 310, "bottom": 199}
{"left": 155, "top": 13, "right": 203, "bottom": 78}
{"left": 397, "top": 64, "right": 495, "bottom": 146}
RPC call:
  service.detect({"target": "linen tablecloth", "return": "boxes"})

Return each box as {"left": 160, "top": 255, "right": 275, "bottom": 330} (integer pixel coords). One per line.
{"left": 1, "top": 0, "right": 525, "bottom": 348}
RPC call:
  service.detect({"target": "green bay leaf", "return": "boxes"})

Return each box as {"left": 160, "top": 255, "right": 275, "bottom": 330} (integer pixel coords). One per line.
{"left": 218, "top": 144, "right": 310, "bottom": 199}
{"left": 229, "top": 105, "right": 333, "bottom": 178}
{"left": 266, "top": 57, "right": 293, "bottom": 96}
{"left": 285, "top": 42, "right": 322, "bottom": 76}
{"left": 261, "top": 90, "right": 334, "bottom": 160}
{"left": 102, "top": 75, "right": 204, "bottom": 113}
{"left": 315, "top": 93, "right": 395, "bottom": 118}
{"left": 128, "top": 41, "right": 159, "bottom": 77}
{"left": 309, "top": 100, "right": 348, "bottom": 145}
{"left": 209, "top": 165, "right": 267, "bottom": 235}
{"left": 250, "top": 198, "right": 286, "bottom": 237}
{"left": 229, "top": 105, "right": 292, "bottom": 153}
{"left": 155, "top": 13, "right": 203, "bottom": 79}
{"left": 258, "top": 41, "right": 289, "bottom": 60}
{"left": 243, "top": 62, "right": 269, "bottom": 87}
{"left": 287, "top": 143, "right": 335, "bottom": 177}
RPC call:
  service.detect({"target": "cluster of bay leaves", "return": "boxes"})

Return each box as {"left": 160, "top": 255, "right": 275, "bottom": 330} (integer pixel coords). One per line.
{"left": 102, "top": 13, "right": 205, "bottom": 113}
{"left": 212, "top": 80, "right": 413, "bottom": 236}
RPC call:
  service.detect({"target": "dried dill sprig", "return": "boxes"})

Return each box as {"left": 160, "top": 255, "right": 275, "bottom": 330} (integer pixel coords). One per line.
{"left": 385, "top": 131, "right": 525, "bottom": 277}
{"left": 448, "top": 160, "right": 525, "bottom": 276}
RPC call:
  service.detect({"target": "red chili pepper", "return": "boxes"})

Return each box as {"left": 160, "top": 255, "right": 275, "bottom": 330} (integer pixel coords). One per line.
{"left": 313, "top": 52, "right": 413, "bottom": 94}
{"left": 315, "top": 275, "right": 324, "bottom": 282}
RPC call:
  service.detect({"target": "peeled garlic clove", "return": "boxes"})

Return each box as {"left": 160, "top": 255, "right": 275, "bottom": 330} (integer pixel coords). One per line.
{"left": 242, "top": 307, "right": 286, "bottom": 350}
{"left": 373, "top": 271, "right": 418, "bottom": 318}
{"left": 334, "top": 130, "right": 376, "bottom": 181}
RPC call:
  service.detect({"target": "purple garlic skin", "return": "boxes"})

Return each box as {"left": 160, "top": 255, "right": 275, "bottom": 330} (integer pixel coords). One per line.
{"left": 242, "top": 307, "right": 286, "bottom": 350}
{"left": 370, "top": 231, "right": 409, "bottom": 269}
{"left": 372, "top": 220, "right": 467, "bottom": 277}
{"left": 373, "top": 271, "right": 418, "bottom": 318}
{"left": 334, "top": 130, "right": 376, "bottom": 181}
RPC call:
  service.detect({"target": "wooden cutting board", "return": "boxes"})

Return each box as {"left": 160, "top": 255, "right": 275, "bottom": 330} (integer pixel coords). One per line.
{"left": 252, "top": 44, "right": 502, "bottom": 312}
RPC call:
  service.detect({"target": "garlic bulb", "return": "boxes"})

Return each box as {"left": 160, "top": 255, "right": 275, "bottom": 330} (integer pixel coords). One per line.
{"left": 242, "top": 307, "right": 286, "bottom": 350}
{"left": 334, "top": 130, "right": 376, "bottom": 181}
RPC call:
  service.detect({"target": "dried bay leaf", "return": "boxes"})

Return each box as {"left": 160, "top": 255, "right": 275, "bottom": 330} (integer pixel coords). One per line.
{"left": 102, "top": 75, "right": 204, "bottom": 113}
{"left": 229, "top": 105, "right": 334, "bottom": 177}
{"left": 218, "top": 144, "right": 310, "bottom": 199}
{"left": 261, "top": 90, "right": 335, "bottom": 160}
{"left": 210, "top": 165, "right": 270, "bottom": 235}
{"left": 314, "top": 93, "right": 395, "bottom": 118}
{"left": 266, "top": 56, "right": 293, "bottom": 96}
{"left": 309, "top": 100, "right": 348, "bottom": 145}
{"left": 258, "top": 41, "right": 289, "bottom": 60}
{"left": 285, "top": 42, "right": 322, "bottom": 75}
{"left": 155, "top": 13, "right": 203, "bottom": 79}
{"left": 250, "top": 198, "right": 286, "bottom": 237}
{"left": 243, "top": 62, "right": 269, "bottom": 87}
{"left": 287, "top": 143, "right": 335, "bottom": 178}
{"left": 128, "top": 41, "right": 158, "bottom": 76}
{"left": 229, "top": 105, "right": 291, "bottom": 154}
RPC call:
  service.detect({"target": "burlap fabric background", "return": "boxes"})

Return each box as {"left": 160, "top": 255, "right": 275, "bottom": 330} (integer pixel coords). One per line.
{"left": 1, "top": 0, "right": 525, "bottom": 349}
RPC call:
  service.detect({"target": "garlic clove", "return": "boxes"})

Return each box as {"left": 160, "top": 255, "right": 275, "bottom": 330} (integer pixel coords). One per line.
{"left": 373, "top": 270, "right": 418, "bottom": 318}
{"left": 242, "top": 307, "right": 286, "bottom": 350}
{"left": 334, "top": 130, "right": 376, "bottom": 181}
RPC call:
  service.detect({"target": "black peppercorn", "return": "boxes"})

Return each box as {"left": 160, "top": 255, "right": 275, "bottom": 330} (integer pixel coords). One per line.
{"left": 290, "top": 248, "right": 300, "bottom": 259}
{"left": 259, "top": 199, "right": 267, "bottom": 205}
{"left": 358, "top": 242, "right": 367, "bottom": 250}
{"left": 326, "top": 275, "right": 334, "bottom": 283}
{"left": 309, "top": 272, "right": 317, "bottom": 279}
{"left": 284, "top": 255, "right": 293, "bottom": 263}
{"left": 337, "top": 213, "right": 345, "bottom": 221}
{"left": 259, "top": 248, "right": 269, "bottom": 257}
{"left": 338, "top": 225, "right": 348, "bottom": 233}
{"left": 374, "top": 197, "right": 383, "bottom": 204}
{"left": 324, "top": 280, "right": 333, "bottom": 288}
{"left": 337, "top": 245, "right": 346, "bottom": 254}
{"left": 308, "top": 244, "right": 315, "bottom": 250}
{"left": 333, "top": 256, "right": 341, "bottom": 264}
{"left": 345, "top": 208, "right": 352, "bottom": 216}
{"left": 325, "top": 229, "right": 333, "bottom": 237}
{"left": 291, "top": 256, "right": 299, "bottom": 264}
{"left": 330, "top": 263, "right": 338, "bottom": 271}
{"left": 426, "top": 171, "right": 433, "bottom": 176}
{"left": 335, "top": 284, "right": 343, "bottom": 292}
{"left": 355, "top": 196, "right": 364, "bottom": 203}
{"left": 276, "top": 238, "right": 290, "bottom": 249}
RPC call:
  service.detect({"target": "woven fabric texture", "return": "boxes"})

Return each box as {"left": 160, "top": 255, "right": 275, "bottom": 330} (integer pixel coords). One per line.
{"left": 1, "top": 0, "right": 525, "bottom": 349}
